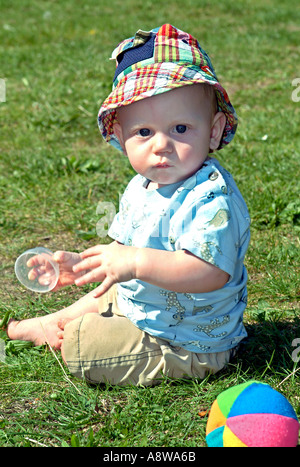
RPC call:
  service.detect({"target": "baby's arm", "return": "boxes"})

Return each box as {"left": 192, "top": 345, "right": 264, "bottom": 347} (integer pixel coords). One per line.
{"left": 73, "top": 241, "right": 229, "bottom": 298}
{"left": 135, "top": 247, "right": 229, "bottom": 293}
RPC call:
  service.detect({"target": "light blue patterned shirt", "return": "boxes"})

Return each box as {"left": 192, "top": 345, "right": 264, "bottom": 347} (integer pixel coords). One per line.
{"left": 108, "top": 157, "right": 250, "bottom": 353}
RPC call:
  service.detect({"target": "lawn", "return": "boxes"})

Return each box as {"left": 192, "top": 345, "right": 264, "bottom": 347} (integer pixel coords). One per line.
{"left": 0, "top": 0, "right": 299, "bottom": 447}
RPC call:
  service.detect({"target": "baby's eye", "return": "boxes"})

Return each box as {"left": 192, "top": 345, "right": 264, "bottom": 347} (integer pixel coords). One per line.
{"left": 174, "top": 125, "right": 187, "bottom": 134}
{"left": 137, "top": 128, "right": 151, "bottom": 137}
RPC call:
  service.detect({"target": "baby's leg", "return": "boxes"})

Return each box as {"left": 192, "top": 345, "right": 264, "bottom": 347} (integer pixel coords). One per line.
{"left": 6, "top": 289, "right": 99, "bottom": 349}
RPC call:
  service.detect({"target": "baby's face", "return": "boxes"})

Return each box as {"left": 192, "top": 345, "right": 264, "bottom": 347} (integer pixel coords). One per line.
{"left": 114, "top": 85, "right": 225, "bottom": 189}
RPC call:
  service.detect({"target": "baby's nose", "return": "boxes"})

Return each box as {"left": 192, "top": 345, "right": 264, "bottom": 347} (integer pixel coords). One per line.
{"left": 153, "top": 132, "right": 173, "bottom": 154}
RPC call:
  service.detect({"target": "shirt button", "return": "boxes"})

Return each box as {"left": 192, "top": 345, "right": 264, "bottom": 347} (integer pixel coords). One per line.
{"left": 209, "top": 171, "right": 219, "bottom": 181}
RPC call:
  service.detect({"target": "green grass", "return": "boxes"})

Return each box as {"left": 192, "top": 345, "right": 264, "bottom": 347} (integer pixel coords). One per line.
{"left": 0, "top": 0, "right": 299, "bottom": 447}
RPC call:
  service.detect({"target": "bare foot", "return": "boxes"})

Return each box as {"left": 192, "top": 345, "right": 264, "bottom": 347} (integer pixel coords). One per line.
{"left": 7, "top": 313, "right": 65, "bottom": 349}
{"left": 6, "top": 288, "right": 100, "bottom": 349}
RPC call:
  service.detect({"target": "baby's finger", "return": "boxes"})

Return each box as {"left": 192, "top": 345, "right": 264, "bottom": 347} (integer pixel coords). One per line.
{"left": 80, "top": 245, "right": 103, "bottom": 258}
{"left": 74, "top": 267, "right": 105, "bottom": 286}
{"left": 27, "top": 255, "right": 44, "bottom": 268}
{"left": 92, "top": 284, "right": 105, "bottom": 298}
{"left": 38, "top": 272, "right": 54, "bottom": 286}
{"left": 28, "top": 268, "right": 38, "bottom": 281}
{"left": 92, "top": 277, "right": 114, "bottom": 298}
{"left": 28, "top": 266, "right": 52, "bottom": 286}
{"left": 73, "top": 255, "right": 101, "bottom": 273}
{"left": 52, "top": 251, "right": 69, "bottom": 263}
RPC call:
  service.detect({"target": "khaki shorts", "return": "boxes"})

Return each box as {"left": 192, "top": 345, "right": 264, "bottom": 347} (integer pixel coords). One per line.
{"left": 63, "top": 285, "right": 234, "bottom": 386}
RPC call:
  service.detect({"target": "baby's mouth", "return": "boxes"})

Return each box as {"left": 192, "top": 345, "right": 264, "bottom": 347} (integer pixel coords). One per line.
{"left": 154, "top": 162, "right": 171, "bottom": 168}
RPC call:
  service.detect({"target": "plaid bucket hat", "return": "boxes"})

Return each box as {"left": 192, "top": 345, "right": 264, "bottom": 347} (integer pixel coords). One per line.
{"left": 98, "top": 24, "right": 237, "bottom": 151}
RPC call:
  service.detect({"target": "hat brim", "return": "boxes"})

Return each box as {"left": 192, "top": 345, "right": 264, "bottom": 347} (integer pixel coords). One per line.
{"left": 98, "top": 62, "right": 237, "bottom": 151}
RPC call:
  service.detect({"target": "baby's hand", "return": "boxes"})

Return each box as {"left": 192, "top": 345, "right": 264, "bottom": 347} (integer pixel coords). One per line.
{"left": 52, "top": 251, "right": 85, "bottom": 289}
{"left": 27, "top": 251, "right": 85, "bottom": 291}
{"left": 73, "top": 241, "right": 137, "bottom": 297}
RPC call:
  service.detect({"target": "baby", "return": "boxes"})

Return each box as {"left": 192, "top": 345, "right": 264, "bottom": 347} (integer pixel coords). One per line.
{"left": 7, "top": 24, "right": 250, "bottom": 386}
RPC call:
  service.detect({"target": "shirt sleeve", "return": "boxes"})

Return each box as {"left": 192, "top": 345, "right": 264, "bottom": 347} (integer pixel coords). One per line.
{"left": 171, "top": 193, "right": 244, "bottom": 278}
{"left": 108, "top": 174, "right": 143, "bottom": 244}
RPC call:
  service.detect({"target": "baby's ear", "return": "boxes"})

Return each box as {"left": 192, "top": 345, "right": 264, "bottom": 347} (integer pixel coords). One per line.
{"left": 209, "top": 112, "right": 226, "bottom": 151}
{"left": 113, "top": 122, "right": 126, "bottom": 154}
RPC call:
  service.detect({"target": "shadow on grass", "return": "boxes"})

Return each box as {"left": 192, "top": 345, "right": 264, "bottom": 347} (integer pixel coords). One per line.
{"left": 233, "top": 314, "right": 300, "bottom": 380}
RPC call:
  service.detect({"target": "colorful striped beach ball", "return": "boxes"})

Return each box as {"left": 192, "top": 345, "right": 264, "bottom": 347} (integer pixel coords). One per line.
{"left": 206, "top": 381, "right": 299, "bottom": 447}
